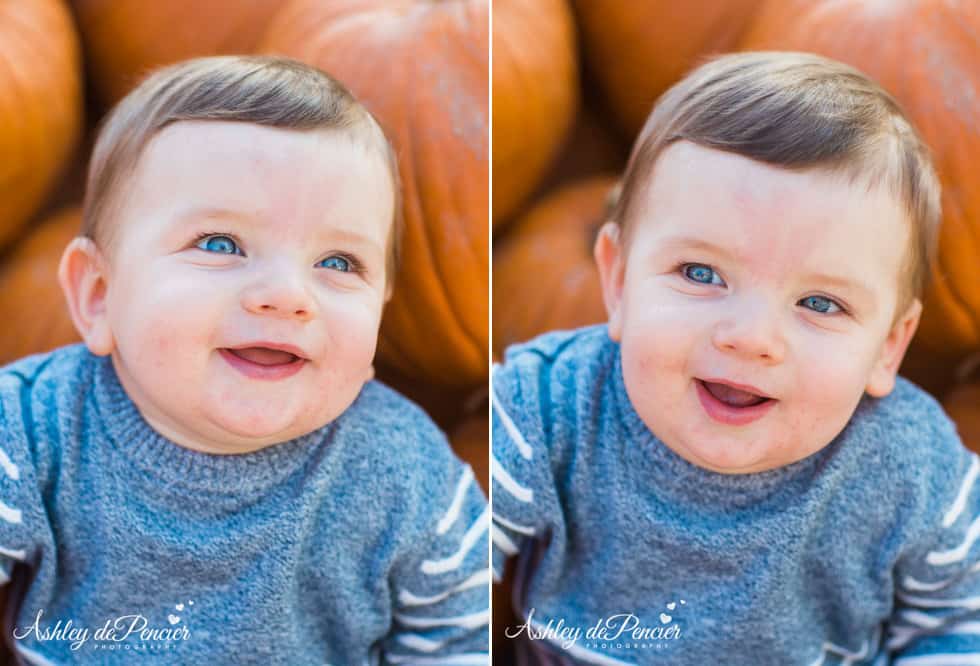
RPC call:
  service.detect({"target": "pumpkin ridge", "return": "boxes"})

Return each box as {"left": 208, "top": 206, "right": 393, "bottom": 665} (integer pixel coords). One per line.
{"left": 405, "top": 77, "right": 485, "bottom": 365}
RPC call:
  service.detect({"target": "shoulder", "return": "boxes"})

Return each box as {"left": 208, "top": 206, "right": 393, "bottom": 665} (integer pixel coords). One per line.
{"left": 332, "top": 379, "right": 464, "bottom": 485}
{"left": 0, "top": 344, "right": 96, "bottom": 484}
{"left": 493, "top": 324, "right": 615, "bottom": 439}
{"left": 841, "top": 376, "right": 969, "bottom": 533}
{"left": 0, "top": 344, "right": 96, "bottom": 435}
{"left": 324, "top": 379, "right": 484, "bottom": 553}
{"left": 499, "top": 324, "right": 613, "bottom": 375}
{"left": 849, "top": 375, "right": 963, "bottom": 469}
{"left": 494, "top": 324, "right": 615, "bottom": 410}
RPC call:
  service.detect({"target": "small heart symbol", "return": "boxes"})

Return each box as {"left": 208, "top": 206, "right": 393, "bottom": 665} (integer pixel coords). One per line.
{"left": 188, "top": 601, "right": 194, "bottom": 605}
{"left": 680, "top": 600, "right": 686, "bottom": 604}
{"left": 168, "top": 615, "right": 180, "bottom": 625}
{"left": 666, "top": 602, "right": 676, "bottom": 610}
{"left": 660, "top": 613, "right": 672, "bottom": 624}
{"left": 175, "top": 604, "right": 184, "bottom": 611}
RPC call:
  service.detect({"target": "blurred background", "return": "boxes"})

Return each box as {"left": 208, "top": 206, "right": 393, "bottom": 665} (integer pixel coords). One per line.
{"left": 492, "top": 0, "right": 980, "bottom": 660}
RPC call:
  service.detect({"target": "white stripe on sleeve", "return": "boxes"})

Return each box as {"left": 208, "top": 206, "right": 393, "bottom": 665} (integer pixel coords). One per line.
{"left": 491, "top": 456, "right": 533, "bottom": 503}
{"left": 0, "top": 447, "right": 19, "bottom": 480}
{"left": 944, "top": 455, "right": 980, "bottom": 528}
{"left": 398, "top": 569, "right": 490, "bottom": 607}
{"left": 393, "top": 608, "right": 490, "bottom": 630}
{"left": 437, "top": 467, "right": 474, "bottom": 535}
{"left": 422, "top": 507, "right": 489, "bottom": 575}
{"left": 387, "top": 653, "right": 489, "bottom": 665}
{"left": 491, "top": 380, "right": 533, "bottom": 460}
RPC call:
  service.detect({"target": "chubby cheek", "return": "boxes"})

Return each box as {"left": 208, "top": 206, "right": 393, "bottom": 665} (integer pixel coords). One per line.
{"left": 107, "top": 269, "right": 226, "bottom": 380}
{"left": 788, "top": 345, "right": 869, "bottom": 441}
{"left": 309, "top": 292, "right": 384, "bottom": 401}
{"left": 619, "top": 288, "right": 699, "bottom": 412}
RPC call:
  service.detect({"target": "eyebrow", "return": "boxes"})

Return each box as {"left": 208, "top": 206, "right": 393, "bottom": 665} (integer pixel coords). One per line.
{"left": 656, "top": 235, "right": 735, "bottom": 259}
{"left": 175, "top": 206, "right": 384, "bottom": 254}
{"left": 657, "top": 234, "right": 875, "bottom": 303}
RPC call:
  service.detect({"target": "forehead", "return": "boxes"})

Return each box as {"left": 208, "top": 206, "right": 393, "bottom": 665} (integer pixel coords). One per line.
{"left": 630, "top": 141, "right": 909, "bottom": 286}
{"left": 112, "top": 121, "right": 394, "bottom": 249}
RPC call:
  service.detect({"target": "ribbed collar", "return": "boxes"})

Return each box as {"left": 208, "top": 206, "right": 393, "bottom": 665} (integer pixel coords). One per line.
{"left": 90, "top": 353, "right": 334, "bottom": 494}
{"left": 610, "top": 342, "right": 835, "bottom": 508}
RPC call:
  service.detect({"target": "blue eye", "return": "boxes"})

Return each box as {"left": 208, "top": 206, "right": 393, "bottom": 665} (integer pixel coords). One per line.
{"left": 800, "top": 295, "right": 843, "bottom": 314}
{"left": 317, "top": 255, "right": 351, "bottom": 272}
{"left": 682, "top": 263, "right": 725, "bottom": 286}
{"left": 195, "top": 235, "right": 242, "bottom": 255}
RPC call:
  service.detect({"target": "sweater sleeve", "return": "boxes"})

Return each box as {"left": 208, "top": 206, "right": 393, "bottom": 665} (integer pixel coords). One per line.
{"left": 885, "top": 416, "right": 980, "bottom": 662}
{"left": 381, "top": 443, "right": 490, "bottom": 665}
{"left": 0, "top": 371, "right": 45, "bottom": 587}
{"left": 490, "top": 358, "right": 562, "bottom": 582}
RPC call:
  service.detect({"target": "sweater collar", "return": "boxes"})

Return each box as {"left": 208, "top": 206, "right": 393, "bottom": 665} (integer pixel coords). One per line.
{"left": 90, "top": 352, "right": 334, "bottom": 493}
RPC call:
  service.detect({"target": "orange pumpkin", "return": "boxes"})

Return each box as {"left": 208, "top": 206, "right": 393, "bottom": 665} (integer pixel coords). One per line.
{"left": 449, "top": 413, "right": 488, "bottom": 494}
{"left": 493, "top": 176, "right": 615, "bottom": 358}
{"left": 0, "top": 207, "right": 82, "bottom": 365}
{"left": 529, "top": 105, "right": 629, "bottom": 208}
{"left": 492, "top": 0, "right": 579, "bottom": 224}
{"left": 0, "top": 0, "right": 82, "bottom": 251}
{"left": 738, "top": 0, "right": 980, "bottom": 397}
{"left": 945, "top": 382, "right": 980, "bottom": 454}
{"left": 261, "top": 0, "right": 489, "bottom": 389}
{"left": 71, "top": 1, "right": 282, "bottom": 107}
{"left": 573, "top": 0, "right": 765, "bottom": 138}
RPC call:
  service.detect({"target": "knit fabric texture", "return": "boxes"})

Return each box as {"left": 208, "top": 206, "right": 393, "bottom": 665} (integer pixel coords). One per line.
{"left": 0, "top": 344, "right": 489, "bottom": 665}
{"left": 492, "top": 325, "right": 980, "bottom": 665}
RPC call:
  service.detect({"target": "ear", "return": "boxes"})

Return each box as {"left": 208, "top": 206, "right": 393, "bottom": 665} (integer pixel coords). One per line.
{"left": 594, "top": 222, "right": 627, "bottom": 341}
{"left": 865, "top": 298, "right": 922, "bottom": 398}
{"left": 57, "top": 237, "right": 114, "bottom": 356}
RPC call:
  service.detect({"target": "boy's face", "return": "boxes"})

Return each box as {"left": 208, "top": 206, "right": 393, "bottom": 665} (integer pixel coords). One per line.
{"left": 97, "top": 122, "right": 394, "bottom": 453}
{"left": 596, "top": 141, "right": 921, "bottom": 474}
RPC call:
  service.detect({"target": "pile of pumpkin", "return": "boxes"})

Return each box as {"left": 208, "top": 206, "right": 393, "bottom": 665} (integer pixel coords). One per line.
{"left": 493, "top": 0, "right": 979, "bottom": 656}
{"left": 0, "top": 0, "right": 489, "bottom": 489}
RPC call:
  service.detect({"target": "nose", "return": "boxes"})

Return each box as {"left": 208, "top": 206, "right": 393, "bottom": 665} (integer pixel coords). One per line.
{"left": 240, "top": 264, "right": 317, "bottom": 322}
{"left": 711, "top": 298, "right": 786, "bottom": 364}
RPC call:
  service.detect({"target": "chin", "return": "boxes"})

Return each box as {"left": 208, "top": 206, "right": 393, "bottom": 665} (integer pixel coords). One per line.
{"left": 675, "top": 433, "right": 772, "bottom": 474}
{"left": 207, "top": 408, "right": 307, "bottom": 445}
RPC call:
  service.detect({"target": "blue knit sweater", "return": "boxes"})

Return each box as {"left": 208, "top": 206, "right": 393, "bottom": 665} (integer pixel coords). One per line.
{"left": 491, "top": 325, "right": 980, "bottom": 665}
{"left": 0, "top": 344, "right": 489, "bottom": 665}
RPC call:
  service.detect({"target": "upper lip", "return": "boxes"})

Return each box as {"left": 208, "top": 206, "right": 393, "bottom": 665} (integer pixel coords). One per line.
{"left": 224, "top": 342, "right": 310, "bottom": 361}
{"left": 698, "top": 377, "right": 774, "bottom": 400}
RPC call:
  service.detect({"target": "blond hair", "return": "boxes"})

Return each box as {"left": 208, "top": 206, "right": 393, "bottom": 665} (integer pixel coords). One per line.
{"left": 83, "top": 55, "right": 402, "bottom": 280}
{"left": 609, "top": 51, "right": 941, "bottom": 316}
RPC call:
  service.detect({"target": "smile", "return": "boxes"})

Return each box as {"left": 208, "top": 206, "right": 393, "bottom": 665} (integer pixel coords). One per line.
{"left": 218, "top": 347, "right": 307, "bottom": 380}
{"left": 695, "top": 378, "right": 777, "bottom": 426}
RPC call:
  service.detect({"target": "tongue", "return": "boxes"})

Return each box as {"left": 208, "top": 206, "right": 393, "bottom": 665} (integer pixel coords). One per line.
{"left": 229, "top": 348, "right": 299, "bottom": 366}
{"left": 703, "top": 381, "right": 767, "bottom": 407}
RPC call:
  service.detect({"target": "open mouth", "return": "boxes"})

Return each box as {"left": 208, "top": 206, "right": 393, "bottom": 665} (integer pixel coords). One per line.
{"left": 218, "top": 346, "right": 307, "bottom": 380}
{"left": 695, "top": 378, "right": 776, "bottom": 426}
{"left": 698, "top": 379, "right": 771, "bottom": 408}
{"left": 224, "top": 347, "right": 302, "bottom": 366}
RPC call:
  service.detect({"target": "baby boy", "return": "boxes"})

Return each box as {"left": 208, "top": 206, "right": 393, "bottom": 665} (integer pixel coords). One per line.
{"left": 0, "top": 56, "right": 488, "bottom": 664}
{"left": 492, "top": 52, "right": 978, "bottom": 665}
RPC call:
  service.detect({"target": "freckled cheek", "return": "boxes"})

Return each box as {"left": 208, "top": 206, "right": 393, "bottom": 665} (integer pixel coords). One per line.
{"left": 109, "top": 292, "right": 218, "bottom": 381}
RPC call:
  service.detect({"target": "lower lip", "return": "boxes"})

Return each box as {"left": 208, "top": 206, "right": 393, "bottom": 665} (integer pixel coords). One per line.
{"left": 695, "top": 379, "right": 777, "bottom": 426}
{"left": 218, "top": 348, "right": 307, "bottom": 380}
